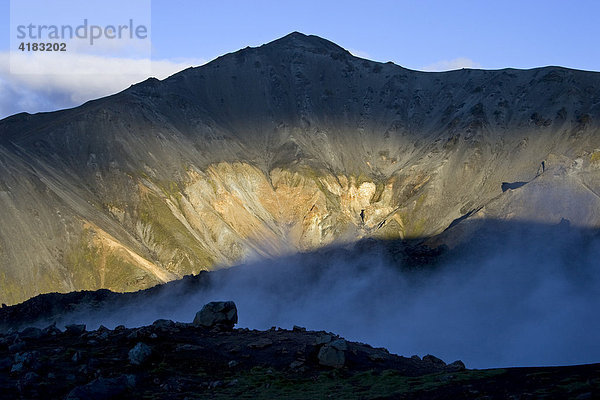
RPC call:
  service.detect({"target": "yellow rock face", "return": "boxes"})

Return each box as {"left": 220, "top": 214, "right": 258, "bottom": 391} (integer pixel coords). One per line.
{"left": 31, "top": 160, "right": 452, "bottom": 308}
{"left": 177, "top": 163, "right": 400, "bottom": 263}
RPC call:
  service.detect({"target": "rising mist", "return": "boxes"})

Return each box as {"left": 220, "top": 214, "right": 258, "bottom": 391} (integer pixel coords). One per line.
{"left": 44, "top": 220, "right": 600, "bottom": 369}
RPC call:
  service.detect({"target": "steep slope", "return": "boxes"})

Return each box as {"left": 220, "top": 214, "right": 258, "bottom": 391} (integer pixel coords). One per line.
{"left": 1, "top": 32, "right": 600, "bottom": 304}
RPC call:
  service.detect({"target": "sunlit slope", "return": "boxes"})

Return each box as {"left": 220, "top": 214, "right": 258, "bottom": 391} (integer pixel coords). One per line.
{"left": 0, "top": 32, "right": 599, "bottom": 304}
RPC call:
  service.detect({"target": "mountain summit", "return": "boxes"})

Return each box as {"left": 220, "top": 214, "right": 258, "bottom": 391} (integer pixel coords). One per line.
{"left": 0, "top": 33, "right": 599, "bottom": 304}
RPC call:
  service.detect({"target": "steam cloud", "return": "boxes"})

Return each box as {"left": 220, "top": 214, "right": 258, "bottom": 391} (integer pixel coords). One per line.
{"left": 54, "top": 222, "right": 600, "bottom": 369}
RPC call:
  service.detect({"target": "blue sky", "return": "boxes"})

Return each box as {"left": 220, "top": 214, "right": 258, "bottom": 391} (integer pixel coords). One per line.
{"left": 1, "top": 0, "right": 599, "bottom": 118}
{"left": 146, "top": 0, "right": 600, "bottom": 71}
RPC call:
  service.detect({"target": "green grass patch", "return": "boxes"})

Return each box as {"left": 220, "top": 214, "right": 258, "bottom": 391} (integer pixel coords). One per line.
{"left": 204, "top": 368, "right": 508, "bottom": 400}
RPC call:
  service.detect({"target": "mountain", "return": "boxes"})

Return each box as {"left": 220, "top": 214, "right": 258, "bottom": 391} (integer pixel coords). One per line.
{"left": 1, "top": 32, "right": 599, "bottom": 305}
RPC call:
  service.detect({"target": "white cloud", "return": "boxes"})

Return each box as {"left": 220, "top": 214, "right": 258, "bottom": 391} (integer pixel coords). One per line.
{"left": 421, "top": 57, "right": 482, "bottom": 72}
{"left": 348, "top": 48, "right": 371, "bottom": 59}
{"left": 0, "top": 52, "right": 206, "bottom": 119}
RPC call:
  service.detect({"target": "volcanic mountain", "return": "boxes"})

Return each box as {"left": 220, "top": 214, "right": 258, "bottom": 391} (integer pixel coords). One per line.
{"left": 1, "top": 32, "right": 599, "bottom": 305}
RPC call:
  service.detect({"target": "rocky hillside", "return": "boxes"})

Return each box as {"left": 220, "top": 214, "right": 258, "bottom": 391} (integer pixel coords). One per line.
{"left": 1, "top": 32, "right": 599, "bottom": 304}
{"left": 0, "top": 300, "right": 598, "bottom": 399}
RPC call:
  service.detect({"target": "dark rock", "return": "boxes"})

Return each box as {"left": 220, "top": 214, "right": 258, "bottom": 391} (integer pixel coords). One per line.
{"left": 576, "top": 393, "right": 593, "bottom": 400}
{"left": 193, "top": 301, "right": 237, "bottom": 330}
{"left": 317, "top": 348, "right": 344, "bottom": 368}
{"left": 96, "top": 331, "right": 110, "bottom": 340}
{"left": 88, "top": 358, "right": 101, "bottom": 370}
{"left": 0, "top": 356, "right": 12, "bottom": 371}
{"left": 209, "top": 380, "right": 223, "bottom": 389}
{"left": 330, "top": 339, "right": 348, "bottom": 351}
{"left": 228, "top": 345, "right": 241, "bottom": 354}
{"left": 423, "top": 354, "right": 446, "bottom": 367}
{"left": 8, "top": 342, "right": 25, "bottom": 353}
{"left": 152, "top": 319, "right": 175, "bottom": 329}
{"left": 446, "top": 360, "right": 466, "bottom": 371}
{"left": 293, "top": 325, "right": 306, "bottom": 332}
{"left": 11, "top": 361, "right": 24, "bottom": 374}
{"left": 11, "top": 351, "right": 39, "bottom": 373}
{"left": 126, "top": 330, "right": 139, "bottom": 340}
{"left": 66, "top": 376, "right": 130, "bottom": 400}
{"left": 124, "top": 374, "right": 138, "bottom": 388}
{"left": 368, "top": 352, "right": 387, "bottom": 361}
{"left": 128, "top": 342, "right": 152, "bottom": 365}
{"left": 72, "top": 350, "right": 84, "bottom": 363}
{"left": 175, "top": 343, "right": 203, "bottom": 352}
{"left": 248, "top": 338, "right": 273, "bottom": 349}
{"left": 11, "top": 353, "right": 41, "bottom": 374}
{"left": 65, "top": 324, "right": 86, "bottom": 335}
{"left": 22, "top": 371, "right": 39, "bottom": 382}
{"left": 42, "top": 323, "right": 62, "bottom": 336}
{"left": 315, "top": 333, "right": 332, "bottom": 345}
{"left": 19, "top": 327, "right": 42, "bottom": 340}
{"left": 160, "top": 379, "right": 182, "bottom": 391}
{"left": 17, "top": 371, "right": 39, "bottom": 392}
{"left": 318, "top": 339, "right": 347, "bottom": 368}
{"left": 78, "top": 364, "right": 90, "bottom": 375}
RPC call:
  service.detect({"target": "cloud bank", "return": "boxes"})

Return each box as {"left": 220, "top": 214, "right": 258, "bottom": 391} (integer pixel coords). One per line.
{"left": 0, "top": 52, "right": 206, "bottom": 119}
{"left": 50, "top": 222, "right": 600, "bottom": 369}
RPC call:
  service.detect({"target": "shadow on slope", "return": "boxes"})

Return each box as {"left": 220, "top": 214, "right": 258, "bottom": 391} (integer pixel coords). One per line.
{"left": 1, "top": 219, "right": 600, "bottom": 369}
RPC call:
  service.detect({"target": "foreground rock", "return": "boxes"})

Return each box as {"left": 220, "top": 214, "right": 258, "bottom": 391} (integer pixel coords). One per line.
{"left": 0, "top": 302, "right": 464, "bottom": 398}
{"left": 317, "top": 339, "right": 348, "bottom": 368}
{"left": 193, "top": 301, "right": 238, "bottom": 330}
{"left": 0, "top": 320, "right": 598, "bottom": 399}
{"left": 128, "top": 343, "right": 152, "bottom": 366}
{"left": 0, "top": 301, "right": 597, "bottom": 399}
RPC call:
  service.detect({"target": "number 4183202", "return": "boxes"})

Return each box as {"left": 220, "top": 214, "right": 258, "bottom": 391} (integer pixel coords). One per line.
{"left": 18, "top": 42, "right": 66, "bottom": 52}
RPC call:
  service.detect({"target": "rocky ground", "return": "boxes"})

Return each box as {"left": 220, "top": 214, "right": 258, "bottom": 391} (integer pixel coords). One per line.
{"left": 0, "top": 301, "right": 598, "bottom": 399}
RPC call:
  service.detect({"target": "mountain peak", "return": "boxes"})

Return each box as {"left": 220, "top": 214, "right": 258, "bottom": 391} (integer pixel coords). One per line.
{"left": 263, "top": 31, "right": 348, "bottom": 54}
{"left": 280, "top": 31, "right": 309, "bottom": 40}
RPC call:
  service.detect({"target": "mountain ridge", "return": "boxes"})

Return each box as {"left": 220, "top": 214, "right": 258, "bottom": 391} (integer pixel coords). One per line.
{"left": 0, "top": 32, "right": 599, "bottom": 304}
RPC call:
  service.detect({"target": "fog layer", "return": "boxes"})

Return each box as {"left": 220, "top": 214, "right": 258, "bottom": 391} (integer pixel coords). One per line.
{"left": 59, "top": 222, "right": 600, "bottom": 369}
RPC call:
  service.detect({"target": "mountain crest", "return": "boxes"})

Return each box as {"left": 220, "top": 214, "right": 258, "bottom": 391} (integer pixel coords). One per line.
{"left": 261, "top": 31, "right": 349, "bottom": 54}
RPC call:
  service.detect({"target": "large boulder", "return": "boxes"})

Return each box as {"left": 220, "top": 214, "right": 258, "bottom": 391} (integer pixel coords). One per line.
{"left": 65, "top": 324, "right": 86, "bottom": 335}
{"left": 128, "top": 343, "right": 152, "bottom": 366}
{"left": 422, "top": 354, "right": 446, "bottom": 368}
{"left": 446, "top": 360, "right": 466, "bottom": 371}
{"left": 193, "top": 301, "right": 238, "bottom": 330}
{"left": 318, "top": 339, "right": 347, "bottom": 368}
